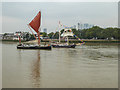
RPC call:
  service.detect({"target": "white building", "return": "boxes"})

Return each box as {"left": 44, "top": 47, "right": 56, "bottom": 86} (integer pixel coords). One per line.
{"left": 0, "top": 33, "right": 4, "bottom": 40}
{"left": 2, "top": 33, "right": 14, "bottom": 40}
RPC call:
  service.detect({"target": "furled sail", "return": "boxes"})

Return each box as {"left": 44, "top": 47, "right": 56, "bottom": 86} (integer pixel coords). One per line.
{"left": 29, "top": 11, "right": 41, "bottom": 33}
{"left": 61, "top": 29, "right": 74, "bottom": 37}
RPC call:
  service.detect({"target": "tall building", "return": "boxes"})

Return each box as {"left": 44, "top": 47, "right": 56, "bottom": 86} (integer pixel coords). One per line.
{"left": 78, "top": 23, "right": 80, "bottom": 30}
{"left": 77, "top": 23, "right": 94, "bottom": 30}
{"left": 73, "top": 25, "right": 76, "bottom": 29}
{"left": 70, "top": 25, "right": 76, "bottom": 29}
{"left": 80, "top": 24, "right": 83, "bottom": 30}
{"left": 84, "top": 23, "right": 89, "bottom": 29}
{"left": 43, "top": 28, "right": 47, "bottom": 33}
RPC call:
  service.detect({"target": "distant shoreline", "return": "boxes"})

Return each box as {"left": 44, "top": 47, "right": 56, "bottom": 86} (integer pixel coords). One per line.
{"left": 1, "top": 40, "right": 26, "bottom": 42}
{"left": 43, "top": 39, "right": 120, "bottom": 43}
{"left": 1, "top": 39, "right": 120, "bottom": 43}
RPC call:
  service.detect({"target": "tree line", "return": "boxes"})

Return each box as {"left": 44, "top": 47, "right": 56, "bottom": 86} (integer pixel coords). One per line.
{"left": 14, "top": 26, "right": 119, "bottom": 40}
{"left": 48, "top": 26, "right": 120, "bottom": 40}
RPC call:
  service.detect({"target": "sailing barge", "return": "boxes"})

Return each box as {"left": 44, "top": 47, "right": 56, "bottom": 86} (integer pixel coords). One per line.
{"left": 17, "top": 11, "right": 52, "bottom": 50}
{"left": 52, "top": 28, "right": 76, "bottom": 48}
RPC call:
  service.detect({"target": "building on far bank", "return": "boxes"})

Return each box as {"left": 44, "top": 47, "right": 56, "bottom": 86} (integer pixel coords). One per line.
{"left": 0, "top": 33, "right": 4, "bottom": 40}
{"left": 77, "top": 23, "right": 94, "bottom": 30}
{"left": 78, "top": 23, "right": 80, "bottom": 30}
{"left": 2, "top": 31, "right": 31, "bottom": 41}
{"left": 43, "top": 28, "right": 47, "bottom": 33}
{"left": 2, "top": 33, "right": 14, "bottom": 40}
{"left": 13, "top": 31, "right": 21, "bottom": 40}
{"left": 63, "top": 25, "right": 76, "bottom": 29}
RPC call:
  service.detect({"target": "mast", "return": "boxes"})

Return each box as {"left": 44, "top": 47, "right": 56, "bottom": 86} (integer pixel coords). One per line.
{"left": 59, "top": 21, "right": 61, "bottom": 43}
{"left": 38, "top": 11, "right": 41, "bottom": 46}
{"left": 18, "top": 35, "right": 21, "bottom": 45}
{"left": 16, "top": 33, "right": 21, "bottom": 45}
{"left": 59, "top": 30, "right": 61, "bottom": 43}
{"left": 38, "top": 30, "right": 40, "bottom": 46}
{"left": 37, "top": 11, "right": 41, "bottom": 46}
{"left": 67, "top": 36, "right": 69, "bottom": 45}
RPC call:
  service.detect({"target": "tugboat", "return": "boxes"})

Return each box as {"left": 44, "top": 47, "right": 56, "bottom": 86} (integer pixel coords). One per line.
{"left": 52, "top": 28, "right": 76, "bottom": 48}
{"left": 17, "top": 11, "right": 51, "bottom": 50}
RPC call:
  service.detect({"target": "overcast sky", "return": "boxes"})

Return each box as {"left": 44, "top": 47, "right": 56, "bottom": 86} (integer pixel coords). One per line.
{"left": 2, "top": 2, "right": 118, "bottom": 33}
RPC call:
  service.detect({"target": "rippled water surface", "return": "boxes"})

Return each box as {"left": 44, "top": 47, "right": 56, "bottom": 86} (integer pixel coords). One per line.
{"left": 2, "top": 42, "right": 118, "bottom": 88}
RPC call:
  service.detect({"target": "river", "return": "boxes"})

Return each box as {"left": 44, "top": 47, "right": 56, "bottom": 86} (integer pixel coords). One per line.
{"left": 2, "top": 41, "right": 118, "bottom": 88}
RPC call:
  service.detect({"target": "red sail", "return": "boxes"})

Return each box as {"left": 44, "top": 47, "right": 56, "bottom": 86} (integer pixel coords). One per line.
{"left": 29, "top": 11, "right": 41, "bottom": 33}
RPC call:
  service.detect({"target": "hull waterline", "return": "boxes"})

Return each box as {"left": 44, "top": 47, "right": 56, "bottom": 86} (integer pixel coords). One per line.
{"left": 17, "top": 45, "right": 52, "bottom": 50}
{"left": 52, "top": 45, "right": 76, "bottom": 48}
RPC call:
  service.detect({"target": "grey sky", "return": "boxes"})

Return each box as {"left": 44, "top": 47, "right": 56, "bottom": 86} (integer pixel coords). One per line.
{"left": 2, "top": 2, "right": 118, "bottom": 33}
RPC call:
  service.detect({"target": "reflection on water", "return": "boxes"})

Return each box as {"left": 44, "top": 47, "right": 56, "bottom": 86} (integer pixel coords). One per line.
{"left": 2, "top": 42, "right": 118, "bottom": 88}
{"left": 31, "top": 51, "right": 41, "bottom": 88}
{"left": 18, "top": 50, "right": 22, "bottom": 61}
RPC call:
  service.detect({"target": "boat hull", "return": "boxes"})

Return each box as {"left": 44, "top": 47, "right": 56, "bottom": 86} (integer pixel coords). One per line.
{"left": 17, "top": 45, "right": 52, "bottom": 50}
{"left": 52, "top": 45, "right": 76, "bottom": 48}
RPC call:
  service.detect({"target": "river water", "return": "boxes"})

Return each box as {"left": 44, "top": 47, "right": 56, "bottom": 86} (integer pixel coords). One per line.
{"left": 2, "top": 41, "right": 118, "bottom": 88}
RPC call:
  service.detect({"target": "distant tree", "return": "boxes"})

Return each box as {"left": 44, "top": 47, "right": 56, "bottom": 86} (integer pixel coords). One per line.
{"left": 48, "top": 32, "right": 54, "bottom": 39}
{"left": 3, "top": 33, "right": 7, "bottom": 36}
{"left": 47, "top": 26, "right": 120, "bottom": 40}
{"left": 113, "top": 28, "right": 120, "bottom": 39}
{"left": 29, "top": 34, "right": 35, "bottom": 40}
{"left": 42, "top": 32, "right": 47, "bottom": 37}
{"left": 54, "top": 32, "right": 59, "bottom": 39}
{"left": 26, "top": 33, "right": 30, "bottom": 41}
{"left": 60, "top": 29, "right": 64, "bottom": 34}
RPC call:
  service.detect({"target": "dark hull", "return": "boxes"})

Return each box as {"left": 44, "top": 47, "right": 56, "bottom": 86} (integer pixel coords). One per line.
{"left": 52, "top": 45, "right": 76, "bottom": 48}
{"left": 17, "top": 45, "right": 51, "bottom": 50}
